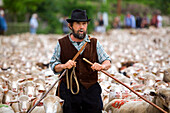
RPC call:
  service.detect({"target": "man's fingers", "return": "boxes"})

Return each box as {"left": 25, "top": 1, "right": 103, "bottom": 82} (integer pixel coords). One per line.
{"left": 65, "top": 60, "right": 76, "bottom": 69}
{"left": 91, "top": 63, "right": 102, "bottom": 71}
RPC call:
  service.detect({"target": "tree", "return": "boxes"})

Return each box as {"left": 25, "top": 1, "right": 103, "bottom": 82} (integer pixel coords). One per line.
{"left": 3, "top": 0, "right": 44, "bottom": 22}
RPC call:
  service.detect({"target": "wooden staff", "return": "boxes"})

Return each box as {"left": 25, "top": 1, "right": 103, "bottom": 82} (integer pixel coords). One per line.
{"left": 83, "top": 58, "right": 167, "bottom": 113}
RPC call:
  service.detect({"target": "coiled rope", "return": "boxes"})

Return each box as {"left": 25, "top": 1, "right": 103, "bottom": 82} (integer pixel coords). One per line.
{"left": 66, "top": 67, "right": 79, "bottom": 94}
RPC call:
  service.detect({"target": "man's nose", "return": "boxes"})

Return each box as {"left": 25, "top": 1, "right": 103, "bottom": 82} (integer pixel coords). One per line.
{"left": 80, "top": 24, "right": 85, "bottom": 28}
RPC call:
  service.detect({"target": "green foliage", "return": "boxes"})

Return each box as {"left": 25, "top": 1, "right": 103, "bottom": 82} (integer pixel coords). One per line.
{"left": 122, "top": 0, "right": 170, "bottom": 15}
{"left": 3, "top": 0, "right": 45, "bottom": 22}
{"left": 36, "top": 0, "right": 61, "bottom": 34}
{"left": 3, "top": 0, "right": 170, "bottom": 35}
{"left": 156, "top": 0, "right": 170, "bottom": 15}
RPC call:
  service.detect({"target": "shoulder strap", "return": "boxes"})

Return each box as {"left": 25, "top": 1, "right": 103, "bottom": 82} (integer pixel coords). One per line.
{"left": 69, "top": 36, "right": 91, "bottom": 94}
{"left": 72, "top": 36, "right": 91, "bottom": 61}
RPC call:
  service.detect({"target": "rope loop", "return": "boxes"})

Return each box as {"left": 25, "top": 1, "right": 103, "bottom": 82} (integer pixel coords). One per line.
{"left": 66, "top": 67, "right": 80, "bottom": 94}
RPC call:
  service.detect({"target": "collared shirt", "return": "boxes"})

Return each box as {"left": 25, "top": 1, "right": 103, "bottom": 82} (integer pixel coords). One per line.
{"left": 50, "top": 34, "right": 111, "bottom": 74}
{"left": 124, "top": 16, "right": 131, "bottom": 27}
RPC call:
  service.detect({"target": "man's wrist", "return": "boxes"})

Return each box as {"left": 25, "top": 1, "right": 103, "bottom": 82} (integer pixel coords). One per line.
{"left": 60, "top": 64, "right": 65, "bottom": 70}
{"left": 54, "top": 64, "right": 65, "bottom": 72}
{"left": 102, "top": 65, "right": 106, "bottom": 70}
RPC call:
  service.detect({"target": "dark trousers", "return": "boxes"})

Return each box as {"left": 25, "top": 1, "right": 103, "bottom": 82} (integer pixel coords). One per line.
{"left": 58, "top": 81, "right": 103, "bottom": 113}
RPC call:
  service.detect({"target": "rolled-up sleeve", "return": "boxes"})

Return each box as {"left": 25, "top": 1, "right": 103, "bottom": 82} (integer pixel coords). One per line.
{"left": 50, "top": 41, "right": 61, "bottom": 74}
{"left": 97, "top": 40, "right": 111, "bottom": 63}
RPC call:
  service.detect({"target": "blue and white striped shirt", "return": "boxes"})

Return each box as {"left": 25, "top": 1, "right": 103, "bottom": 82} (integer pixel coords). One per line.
{"left": 50, "top": 34, "right": 111, "bottom": 74}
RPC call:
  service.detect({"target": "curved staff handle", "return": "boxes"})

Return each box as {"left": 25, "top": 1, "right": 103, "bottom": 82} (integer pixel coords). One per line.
{"left": 83, "top": 58, "right": 167, "bottom": 113}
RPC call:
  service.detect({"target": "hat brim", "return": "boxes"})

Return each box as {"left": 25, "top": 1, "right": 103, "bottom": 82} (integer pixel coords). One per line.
{"left": 66, "top": 19, "right": 91, "bottom": 23}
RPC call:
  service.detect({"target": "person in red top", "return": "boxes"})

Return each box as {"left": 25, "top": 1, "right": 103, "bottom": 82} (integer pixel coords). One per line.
{"left": 151, "top": 12, "right": 158, "bottom": 27}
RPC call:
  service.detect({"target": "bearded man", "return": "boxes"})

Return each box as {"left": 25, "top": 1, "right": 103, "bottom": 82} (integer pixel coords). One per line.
{"left": 50, "top": 9, "right": 111, "bottom": 113}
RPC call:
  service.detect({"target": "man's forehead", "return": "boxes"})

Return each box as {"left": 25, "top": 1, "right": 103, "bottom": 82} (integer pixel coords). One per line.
{"left": 74, "top": 21, "right": 88, "bottom": 24}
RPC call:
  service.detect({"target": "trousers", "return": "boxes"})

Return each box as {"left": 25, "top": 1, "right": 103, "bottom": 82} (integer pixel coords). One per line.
{"left": 57, "top": 81, "right": 103, "bottom": 113}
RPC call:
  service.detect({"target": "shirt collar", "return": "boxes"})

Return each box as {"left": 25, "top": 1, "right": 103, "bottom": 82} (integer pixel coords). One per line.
{"left": 68, "top": 33, "right": 90, "bottom": 43}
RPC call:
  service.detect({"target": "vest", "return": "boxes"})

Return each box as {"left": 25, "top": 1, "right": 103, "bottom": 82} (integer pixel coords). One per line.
{"left": 59, "top": 35, "right": 99, "bottom": 89}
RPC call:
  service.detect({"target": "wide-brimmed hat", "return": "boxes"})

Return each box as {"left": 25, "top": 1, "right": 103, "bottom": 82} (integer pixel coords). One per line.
{"left": 66, "top": 9, "right": 91, "bottom": 23}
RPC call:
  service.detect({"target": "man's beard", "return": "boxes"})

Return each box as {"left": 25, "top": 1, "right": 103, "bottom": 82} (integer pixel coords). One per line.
{"left": 72, "top": 28, "right": 86, "bottom": 39}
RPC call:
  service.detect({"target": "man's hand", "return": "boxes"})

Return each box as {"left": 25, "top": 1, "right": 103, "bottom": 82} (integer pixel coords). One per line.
{"left": 54, "top": 60, "right": 76, "bottom": 72}
{"left": 64, "top": 60, "right": 76, "bottom": 69}
{"left": 91, "top": 60, "right": 111, "bottom": 71}
{"left": 91, "top": 63, "right": 104, "bottom": 71}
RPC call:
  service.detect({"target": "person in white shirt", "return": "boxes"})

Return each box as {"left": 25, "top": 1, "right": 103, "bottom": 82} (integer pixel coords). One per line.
{"left": 29, "top": 13, "right": 38, "bottom": 34}
{"left": 157, "top": 11, "right": 163, "bottom": 28}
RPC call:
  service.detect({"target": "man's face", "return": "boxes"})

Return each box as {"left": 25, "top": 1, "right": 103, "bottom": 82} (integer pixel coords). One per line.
{"left": 70, "top": 21, "right": 88, "bottom": 39}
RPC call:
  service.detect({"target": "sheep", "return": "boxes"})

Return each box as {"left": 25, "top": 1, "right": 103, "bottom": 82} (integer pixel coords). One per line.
{"left": 23, "top": 81, "right": 36, "bottom": 98}
{"left": 11, "top": 95, "right": 44, "bottom": 113}
{"left": 43, "top": 95, "right": 63, "bottom": 113}
{"left": 0, "top": 104, "right": 14, "bottom": 113}
{"left": 163, "top": 68, "right": 170, "bottom": 83}
{"left": 104, "top": 88, "right": 170, "bottom": 113}
{"left": 0, "top": 87, "right": 4, "bottom": 104}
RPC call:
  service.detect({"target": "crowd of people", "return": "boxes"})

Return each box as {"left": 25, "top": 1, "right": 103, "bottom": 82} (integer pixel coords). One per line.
{"left": 93, "top": 11, "right": 163, "bottom": 34}
{"left": 0, "top": 9, "right": 164, "bottom": 35}
{"left": 113, "top": 11, "right": 163, "bottom": 29}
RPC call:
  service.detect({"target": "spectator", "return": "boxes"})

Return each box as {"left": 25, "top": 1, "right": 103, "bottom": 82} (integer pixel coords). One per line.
{"left": 113, "top": 16, "right": 121, "bottom": 29}
{"left": 130, "top": 14, "right": 136, "bottom": 28}
{"left": 61, "top": 16, "right": 70, "bottom": 34}
{"left": 98, "top": 14, "right": 104, "bottom": 26}
{"left": 157, "top": 11, "right": 163, "bottom": 28}
{"left": 124, "top": 12, "right": 132, "bottom": 28}
{"left": 124, "top": 12, "right": 136, "bottom": 28}
{"left": 141, "top": 12, "right": 150, "bottom": 28}
{"left": 0, "top": 10, "right": 7, "bottom": 35}
{"left": 29, "top": 13, "right": 38, "bottom": 34}
{"left": 135, "top": 13, "right": 142, "bottom": 28}
{"left": 95, "top": 14, "right": 106, "bottom": 33}
{"left": 150, "top": 12, "right": 158, "bottom": 27}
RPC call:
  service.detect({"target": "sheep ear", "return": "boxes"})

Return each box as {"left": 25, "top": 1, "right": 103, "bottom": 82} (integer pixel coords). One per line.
{"left": 150, "top": 91, "right": 157, "bottom": 96}
{"left": 30, "top": 97, "right": 36, "bottom": 102}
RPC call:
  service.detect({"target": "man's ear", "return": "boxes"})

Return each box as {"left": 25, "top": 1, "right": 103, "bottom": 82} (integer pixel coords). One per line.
{"left": 68, "top": 23, "right": 72, "bottom": 30}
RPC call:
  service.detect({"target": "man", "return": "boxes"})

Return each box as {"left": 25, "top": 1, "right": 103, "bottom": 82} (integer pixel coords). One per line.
{"left": 0, "top": 10, "right": 7, "bottom": 35}
{"left": 124, "top": 12, "right": 131, "bottom": 28}
{"left": 50, "top": 9, "right": 111, "bottom": 113}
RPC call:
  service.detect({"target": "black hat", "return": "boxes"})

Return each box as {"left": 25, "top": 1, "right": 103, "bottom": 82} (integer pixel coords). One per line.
{"left": 66, "top": 9, "right": 91, "bottom": 23}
